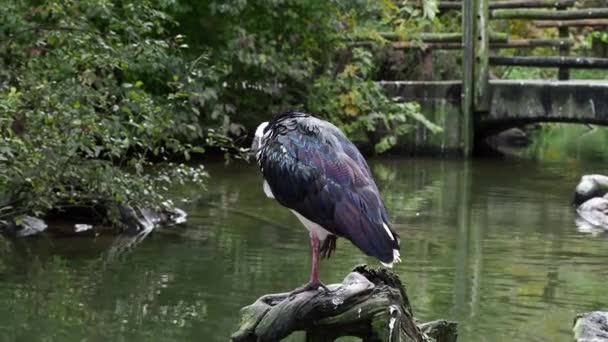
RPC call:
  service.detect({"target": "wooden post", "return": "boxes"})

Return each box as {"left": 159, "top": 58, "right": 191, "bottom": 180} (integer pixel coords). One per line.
{"left": 557, "top": 3, "right": 570, "bottom": 80}
{"left": 421, "top": 26, "right": 435, "bottom": 81}
{"left": 462, "top": 0, "right": 476, "bottom": 156}
{"left": 475, "top": 0, "right": 490, "bottom": 111}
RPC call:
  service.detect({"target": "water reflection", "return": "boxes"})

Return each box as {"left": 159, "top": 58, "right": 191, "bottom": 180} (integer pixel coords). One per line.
{"left": 0, "top": 158, "right": 606, "bottom": 341}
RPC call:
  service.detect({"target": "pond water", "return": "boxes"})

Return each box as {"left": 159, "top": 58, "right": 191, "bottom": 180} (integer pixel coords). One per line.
{"left": 0, "top": 157, "right": 607, "bottom": 341}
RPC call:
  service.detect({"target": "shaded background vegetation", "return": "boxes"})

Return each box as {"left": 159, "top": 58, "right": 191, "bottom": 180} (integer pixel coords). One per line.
{"left": 0, "top": 0, "right": 438, "bottom": 225}
{"left": 1, "top": 0, "right": 608, "bottom": 226}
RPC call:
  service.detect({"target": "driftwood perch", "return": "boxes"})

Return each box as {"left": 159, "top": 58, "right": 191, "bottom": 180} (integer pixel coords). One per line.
{"left": 231, "top": 265, "right": 457, "bottom": 342}
{"left": 573, "top": 311, "right": 608, "bottom": 342}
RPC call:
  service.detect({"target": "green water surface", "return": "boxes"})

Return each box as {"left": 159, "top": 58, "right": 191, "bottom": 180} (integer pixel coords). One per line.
{"left": 0, "top": 157, "right": 607, "bottom": 341}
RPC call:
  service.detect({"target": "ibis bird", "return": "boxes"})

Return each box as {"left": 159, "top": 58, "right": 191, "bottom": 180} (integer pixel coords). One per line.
{"left": 251, "top": 111, "right": 401, "bottom": 294}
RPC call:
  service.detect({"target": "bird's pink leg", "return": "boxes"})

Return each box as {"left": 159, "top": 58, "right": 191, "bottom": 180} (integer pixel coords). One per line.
{"left": 309, "top": 233, "right": 320, "bottom": 284}
{"left": 288, "top": 232, "right": 329, "bottom": 297}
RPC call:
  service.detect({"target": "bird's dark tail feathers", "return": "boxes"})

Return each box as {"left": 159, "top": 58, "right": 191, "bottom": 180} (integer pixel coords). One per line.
{"left": 319, "top": 235, "right": 337, "bottom": 259}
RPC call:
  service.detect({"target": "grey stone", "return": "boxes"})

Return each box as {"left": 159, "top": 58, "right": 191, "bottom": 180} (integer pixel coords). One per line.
{"left": 574, "top": 311, "right": 608, "bottom": 342}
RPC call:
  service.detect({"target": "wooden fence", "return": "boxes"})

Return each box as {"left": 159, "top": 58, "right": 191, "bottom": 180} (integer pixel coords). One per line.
{"left": 389, "top": 0, "right": 608, "bottom": 155}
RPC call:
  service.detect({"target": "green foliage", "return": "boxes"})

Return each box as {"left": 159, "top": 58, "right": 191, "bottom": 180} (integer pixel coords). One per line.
{"left": 523, "top": 124, "right": 608, "bottom": 163}
{"left": 0, "top": 0, "right": 212, "bottom": 223}
{"left": 175, "top": 0, "right": 441, "bottom": 152}
{"left": 309, "top": 48, "right": 441, "bottom": 153}
{"left": 585, "top": 30, "right": 608, "bottom": 46}
{"left": 0, "top": 0, "right": 443, "bottom": 224}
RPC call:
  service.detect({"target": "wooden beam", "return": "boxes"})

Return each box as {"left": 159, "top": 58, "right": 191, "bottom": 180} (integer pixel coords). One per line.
{"left": 489, "top": 56, "right": 608, "bottom": 68}
{"left": 491, "top": 8, "right": 608, "bottom": 20}
{"left": 413, "top": 32, "right": 461, "bottom": 42}
{"left": 380, "top": 31, "right": 508, "bottom": 43}
{"left": 475, "top": 0, "right": 490, "bottom": 111}
{"left": 462, "top": 0, "right": 475, "bottom": 156}
{"left": 393, "top": 39, "right": 574, "bottom": 50}
{"left": 408, "top": 0, "right": 576, "bottom": 10}
{"left": 490, "top": 32, "right": 510, "bottom": 42}
{"left": 380, "top": 32, "right": 460, "bottom": 42}
{"left": 534, "top": 19, "right": 608, "bottom": 27}
{"left": 407, "top": 1, "right": 461, "bottom": 10}
{"left": 489, "top": 0, "right": 575, "bottom": 9}
{"left": 391, "top": 41, "right": 463, "bottom": 49}
{"left": 420, "top": 25, "right": 434, "bottom": 80}
{"left": 491, "top": 38, "right": 574, "bottom": 48}
{"left": 557, "top": 4, "right": 570, "bottom": 80}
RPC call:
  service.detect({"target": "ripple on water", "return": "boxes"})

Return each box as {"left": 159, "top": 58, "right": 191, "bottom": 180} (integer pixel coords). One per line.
{"left": 1, "top": 159, "right": 608, "bottom": 342}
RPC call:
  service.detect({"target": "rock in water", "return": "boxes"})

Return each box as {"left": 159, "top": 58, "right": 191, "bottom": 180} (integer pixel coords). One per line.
{"left": 573, "top": 311, "right": 608, "bottom": 342}
{"left": 118, "top": 204, "right": 187, "bottom": 235}
{"left": 74, "top": 224, "right": 94, "bottom": 233}
{"left": 576, "top": 196, "right": 608, "bottom": 230}
{"left": 4, "top": 216, "right": 48, "bottom": 237}
{"left": 0, "top": 203, "right": 187, "bottom": 238}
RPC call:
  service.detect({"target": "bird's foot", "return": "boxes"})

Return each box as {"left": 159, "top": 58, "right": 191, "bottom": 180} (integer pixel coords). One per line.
{"left": 288, "top": 281, "right": 330, "bottom": 300}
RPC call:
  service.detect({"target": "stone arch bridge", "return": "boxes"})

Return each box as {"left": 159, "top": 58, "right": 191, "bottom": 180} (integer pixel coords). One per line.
{"left": 380, "top": 0, "right": 608, "bottom": 156}
{"left": 382, "top": 79, "right": 608, "bottom": 154}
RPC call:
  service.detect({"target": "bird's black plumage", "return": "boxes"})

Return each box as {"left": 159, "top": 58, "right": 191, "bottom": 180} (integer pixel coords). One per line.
{"left": 256, "top": 111, "right": 400, "bottom": 264}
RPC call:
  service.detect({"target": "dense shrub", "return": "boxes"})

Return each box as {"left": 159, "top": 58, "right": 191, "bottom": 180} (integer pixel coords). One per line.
{"left": 0, "top": 0, "right": 442, "bottom": 224}
{"left": 0, "top": 0, "right": 212, "bottom": 223}
{"left": 175, "top": 0, "right": 442, "bottom": 152}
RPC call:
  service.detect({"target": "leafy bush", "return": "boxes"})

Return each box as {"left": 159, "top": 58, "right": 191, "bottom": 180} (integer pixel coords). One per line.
{"left": 0, "top": 0, "right": 443, "bottom": 225}
{"left": 175, "top": 0, "right": 441, "bottom": 152}
{"left": 0, "top": 0, "right": 212, "bottom": 224}
{"left": 309, "top": 48, "right": 441, "bottom": 153}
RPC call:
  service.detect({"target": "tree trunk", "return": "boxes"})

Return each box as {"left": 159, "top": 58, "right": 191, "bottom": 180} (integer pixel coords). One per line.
{"left": 231, "top": 265, "right": 457, "bottom": 342}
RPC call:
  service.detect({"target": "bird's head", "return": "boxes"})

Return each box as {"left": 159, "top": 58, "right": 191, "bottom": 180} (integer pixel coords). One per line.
{"left": 250, "top": 121, "right": 269, "bottom": 159}
{"left": 573, "top": 177, "right": 601, "bottom": 207}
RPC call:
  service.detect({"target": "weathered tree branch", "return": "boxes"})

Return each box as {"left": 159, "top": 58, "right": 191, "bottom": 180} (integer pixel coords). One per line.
{"left": 231, "top": 265, "right": 457, "bottom": 342}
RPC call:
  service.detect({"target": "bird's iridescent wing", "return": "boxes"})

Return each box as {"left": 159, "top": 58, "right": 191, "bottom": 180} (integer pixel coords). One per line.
{"left": 259, "top": 117, "right": 400, "bottom": 263}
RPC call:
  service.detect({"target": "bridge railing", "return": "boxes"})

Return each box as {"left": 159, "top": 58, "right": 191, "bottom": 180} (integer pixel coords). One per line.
{"left": 388, "top": 0, "right": 608, "bottom": 155}
{"left": 390, "top": 2, "right": 608, "bottom": 78}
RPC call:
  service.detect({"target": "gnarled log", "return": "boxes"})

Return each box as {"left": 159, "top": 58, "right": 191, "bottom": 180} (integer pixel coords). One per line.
{"left": 231, "top": 265, "right": 457, "bottom": 342}
{"left": 573, "top": 311, "right": 608, "bottom": 342}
